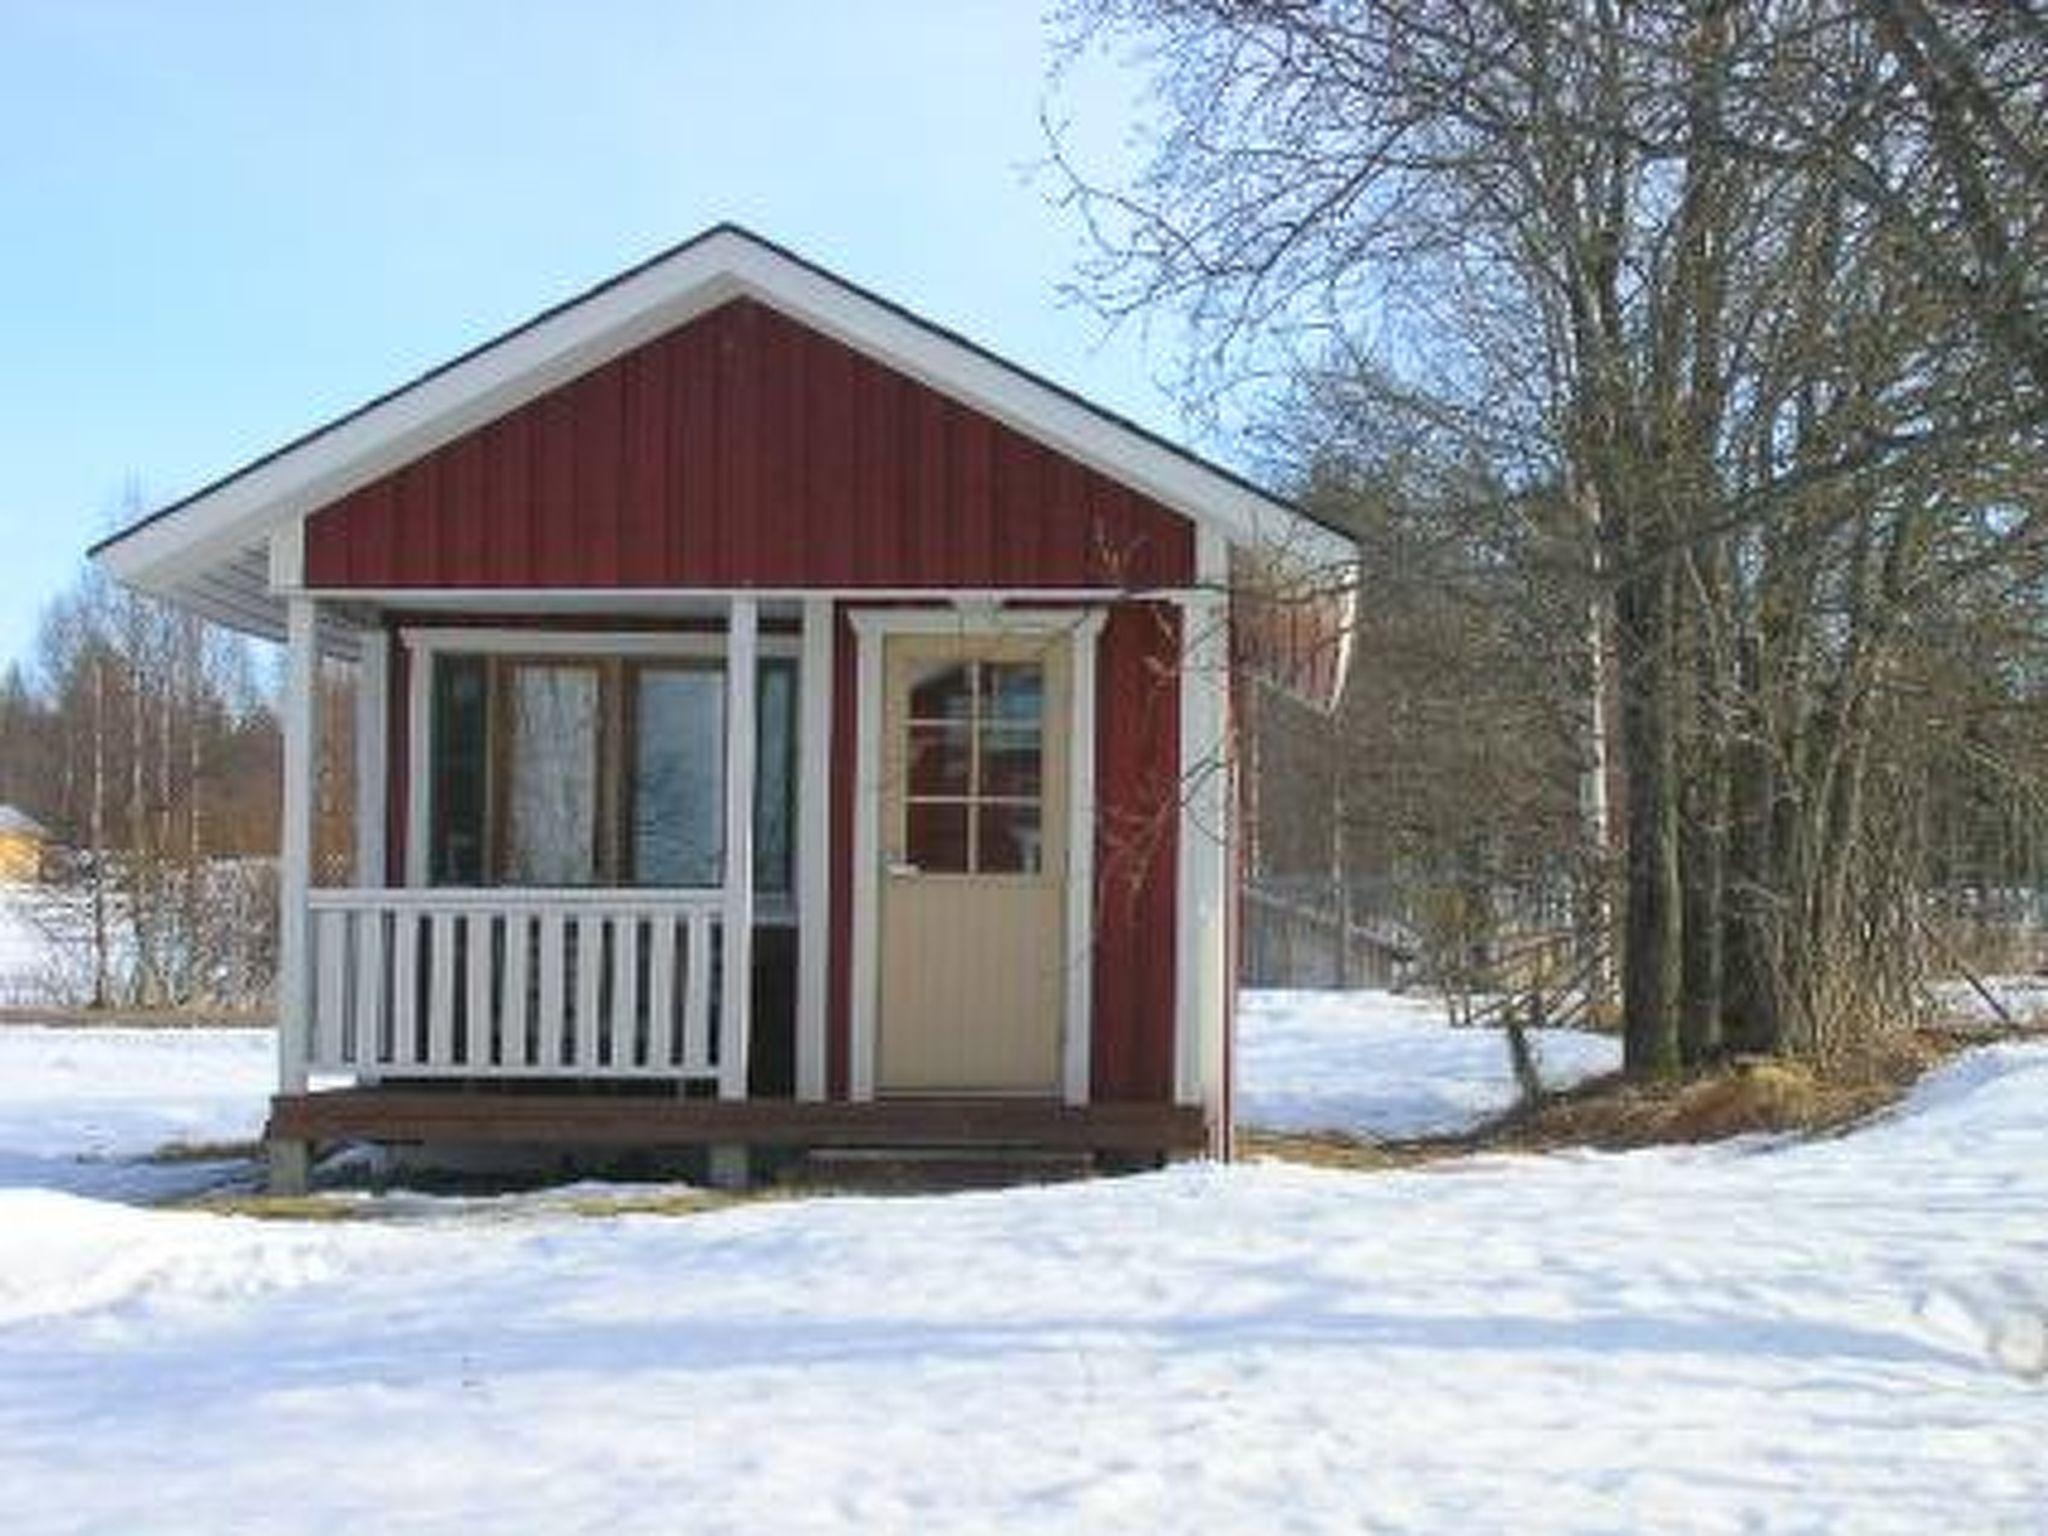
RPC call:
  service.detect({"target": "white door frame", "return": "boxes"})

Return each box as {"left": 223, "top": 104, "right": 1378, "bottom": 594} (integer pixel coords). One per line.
{"left": 847, "top": 605, "right": 1106, "bottom": 1106}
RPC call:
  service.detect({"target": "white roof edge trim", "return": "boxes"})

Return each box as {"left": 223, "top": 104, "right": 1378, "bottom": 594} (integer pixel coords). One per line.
{"left": 94, "top": 229, "right": 1358, "bottom": 591}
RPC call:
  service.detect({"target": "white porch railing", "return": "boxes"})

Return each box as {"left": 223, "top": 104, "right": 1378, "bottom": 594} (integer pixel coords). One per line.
{"left": 304, "top": 889, "right": 728, "bottom": 1082}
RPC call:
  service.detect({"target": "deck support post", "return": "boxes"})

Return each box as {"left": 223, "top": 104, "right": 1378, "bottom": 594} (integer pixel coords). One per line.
{"left": 719, "top": 595, "right": 758, "bottom": 1101}
{"left": 278, "top": 593, "right": 319, "bottom": 1100}
{"left": 267, "top": 1138, "right": 311, "bottom": 1197}
{"left": 706, "top": 1143, "right": 751, "bottom": 1190}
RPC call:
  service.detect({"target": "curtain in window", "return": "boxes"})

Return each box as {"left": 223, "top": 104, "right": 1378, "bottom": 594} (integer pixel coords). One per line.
{"left": 502, "top": 666, "right": 601, "bottom": 885}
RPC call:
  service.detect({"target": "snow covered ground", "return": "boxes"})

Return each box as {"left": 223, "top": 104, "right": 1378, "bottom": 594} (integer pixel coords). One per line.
{"left": 0, "top": 882, "right": 70, "bottom": 1005}
{"left": 0, "top": 1026, "right": 273, "bottom": 1200}
{"left": 0, "top": 1003, "right": 2044, "bottom": 1532}
{"left": 1239, "top": 988, "right": 1620, "bottom": 1136}
{"left": 1932, "top": 974, "right": 2048, "bottom": 1030}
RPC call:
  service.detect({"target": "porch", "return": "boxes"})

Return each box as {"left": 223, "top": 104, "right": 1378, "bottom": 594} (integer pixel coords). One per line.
{"left": 270, "top": 583, "right": 1228, "bottom": 1186}
{"left": 279, "top": 593, "right": 830, "bottom": 1121}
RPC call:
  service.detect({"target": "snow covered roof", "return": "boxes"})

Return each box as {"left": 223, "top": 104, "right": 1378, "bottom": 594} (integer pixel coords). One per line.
{"left": 88, "top": 224, "right": 1358, "bottom": 643}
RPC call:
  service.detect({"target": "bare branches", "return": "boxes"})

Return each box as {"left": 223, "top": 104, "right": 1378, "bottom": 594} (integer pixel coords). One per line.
{"left": 1055, "top": 0, "right": 2048, "bottom": 1071}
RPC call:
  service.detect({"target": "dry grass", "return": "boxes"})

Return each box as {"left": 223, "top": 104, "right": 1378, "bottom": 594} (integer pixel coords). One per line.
{"left": 1248, "top": 1026, "right": 1980, "bottom": 1171}
{"left": 142, "top": 1139, "right": 262, "bottom": 1165}
{"left": 182, "top": 1185, "right": 740, "bottom": 1222}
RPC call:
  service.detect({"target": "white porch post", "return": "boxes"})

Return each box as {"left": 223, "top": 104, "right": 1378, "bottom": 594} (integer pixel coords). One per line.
{"left": 1175, "top": 532, "right": 1232, "bottom": 1130}
{"left": 1062, "top": 611, "right": 1108, "bottom": 1107}
{"left": 795, "top": 597, "right": 833, "bottom": 1102}
{"left": 719, "top": 595, "right": 758, "bottom": 1102}
{"left": 278, "top": 594, "right": 320, "bottom": 1098}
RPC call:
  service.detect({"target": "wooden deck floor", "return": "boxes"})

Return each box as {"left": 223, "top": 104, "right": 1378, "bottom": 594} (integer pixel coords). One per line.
{"left": 268, "top": 1088, "right": 1209, "bottom": 1155}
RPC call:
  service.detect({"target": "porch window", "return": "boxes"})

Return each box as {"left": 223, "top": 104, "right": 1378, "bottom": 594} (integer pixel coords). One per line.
{"left": 428, "top": 652, "right": 795, "bottom": 893}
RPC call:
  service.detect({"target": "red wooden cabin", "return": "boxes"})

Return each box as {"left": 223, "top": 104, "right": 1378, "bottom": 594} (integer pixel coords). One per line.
{"left": 92, "top": 227, "right": 1356, "bottom": 1189}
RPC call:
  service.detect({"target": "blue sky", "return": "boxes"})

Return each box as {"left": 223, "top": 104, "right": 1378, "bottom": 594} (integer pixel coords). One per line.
{"left": 0, "top": 1, "right": 1182, "bottom": 670}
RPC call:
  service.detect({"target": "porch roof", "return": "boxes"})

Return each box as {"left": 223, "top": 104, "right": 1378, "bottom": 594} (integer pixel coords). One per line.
{"left": 89, "top": 225, "right": 1358, "bottom": 645}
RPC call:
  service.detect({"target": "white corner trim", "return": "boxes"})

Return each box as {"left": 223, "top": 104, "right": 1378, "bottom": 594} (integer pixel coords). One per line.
{"left": 1175, "top": 529, "right": 1232, "bottom": 1113}
{"left": 267, "top": 521, "right": 304, "bottom": 592}
{"left": 794, "top": 597, "right": 834, "bottom": 1103}
{"left": 278, "top": 595, "right": 320, "bottom": 1095}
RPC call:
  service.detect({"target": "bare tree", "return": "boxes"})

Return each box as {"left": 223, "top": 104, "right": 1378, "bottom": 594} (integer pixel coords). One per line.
{"left": 1053, "top": 0, "right": 2048, "bottom": 1073}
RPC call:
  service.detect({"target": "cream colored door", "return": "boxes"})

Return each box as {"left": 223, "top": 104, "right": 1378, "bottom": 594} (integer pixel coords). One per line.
{"left": 877, "top": 633, "right": 1068, "bottom": 1094}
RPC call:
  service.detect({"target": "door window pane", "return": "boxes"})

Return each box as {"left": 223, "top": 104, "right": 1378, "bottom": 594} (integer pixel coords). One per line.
{"left": 908, "top": 722, "right": 972, "bottom": 796}
{"left": 905, "top": 802, "right": 971, "bottom": 873}
{"left": 977, "top": 803, "right": 1043, "bottom": 874}
{"left": 909, "top": 662, "right": 974, "bottom": 722}
{"left": 980, "top": 663, "right": 1043, "bottom": 725}
{"left": 502, "top": 666, "right": 601, "bottom": 885}
{"left": 980, "top": 725, "right": 1042, "bottom": 798}
{"left": 633, "top": 668, "right": 724, "bottom": 887}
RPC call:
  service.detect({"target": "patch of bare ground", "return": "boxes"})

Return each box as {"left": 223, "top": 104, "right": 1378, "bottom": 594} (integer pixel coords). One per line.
{"left": 1245, "top": 1025, "right": 2006, "bottom": 1171}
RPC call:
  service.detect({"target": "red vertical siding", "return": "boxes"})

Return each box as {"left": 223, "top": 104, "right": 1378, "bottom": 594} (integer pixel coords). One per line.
{"left": 304, "top": 298, "right": 1196, "bottom": 591}
{"left": 1089, "top": 603, "right": 1182, "bottom": 1103}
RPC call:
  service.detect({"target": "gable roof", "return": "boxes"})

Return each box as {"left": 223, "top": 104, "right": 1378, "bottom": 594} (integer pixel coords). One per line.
{"left": 89, "top": 224, "right": 1356, "bottom": 640}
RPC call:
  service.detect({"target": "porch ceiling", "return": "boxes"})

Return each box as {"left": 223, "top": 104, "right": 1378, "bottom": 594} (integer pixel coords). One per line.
{"left": 160, "top": 551, "right": 812, "bottom": 658}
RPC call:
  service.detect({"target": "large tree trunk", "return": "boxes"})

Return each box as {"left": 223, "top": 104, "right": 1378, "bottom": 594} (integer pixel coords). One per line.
{"left": 1616, "top": 554, "right": 1683, "bottom": 1077}
{"left": 1720, "top": 634, "right": 1780, "bottom": 1054}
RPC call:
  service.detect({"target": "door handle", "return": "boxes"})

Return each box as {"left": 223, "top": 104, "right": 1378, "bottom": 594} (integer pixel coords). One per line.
{"left": 887, "top": 859, "right": 920, "bottom": 876}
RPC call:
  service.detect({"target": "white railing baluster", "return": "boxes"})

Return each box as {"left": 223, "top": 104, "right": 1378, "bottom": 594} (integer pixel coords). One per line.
{"left": 314, "top": 908, "right": 349, "bottom": 1068}
{"left": 610, "top": 913, "right": 641, "bottom": 1070}
{"left": 503, "top": 909, "right": 532, "bottom": 1068}
{"left": 428, "top": 909, "right": 457, "bottom": 1069}
{"left": 538, "top": 911, "right": 567, "bottom": 1069}
{"left": 302, "top": 889, "right": 727, "bottom": 1084}
{"left": 648, "top": 912, "right": 678, "bottom": 1071}
{"left": 391, "top": 908, "right": 420, "bottom": 1068}
{"left": 573, "top": 914, "right": 602, "bottom": 1069}
{"left": 683, "top": 909, "right": 714, "bottom": 1075}
{"left": 466, "top": 909, "right": 494, "bottom": 1069}
{"left": 353, "top": 908, "right": 386, "bottom": 1071}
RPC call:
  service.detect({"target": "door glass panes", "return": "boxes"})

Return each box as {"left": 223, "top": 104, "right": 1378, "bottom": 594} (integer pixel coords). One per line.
{"left": 502, "top": 665, "right": 601, "bottom": 885}
{"left": 908, "top": 723, "right": 972, "bottom": 795}
{"left": 633, "top": 668, "right": 725, "bottom": 887}
{"left": 901, "top": 656, "right": 1046, "bottom": 875}
{"left": 909, "top": 662, "right": 974, "bottom": 721}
